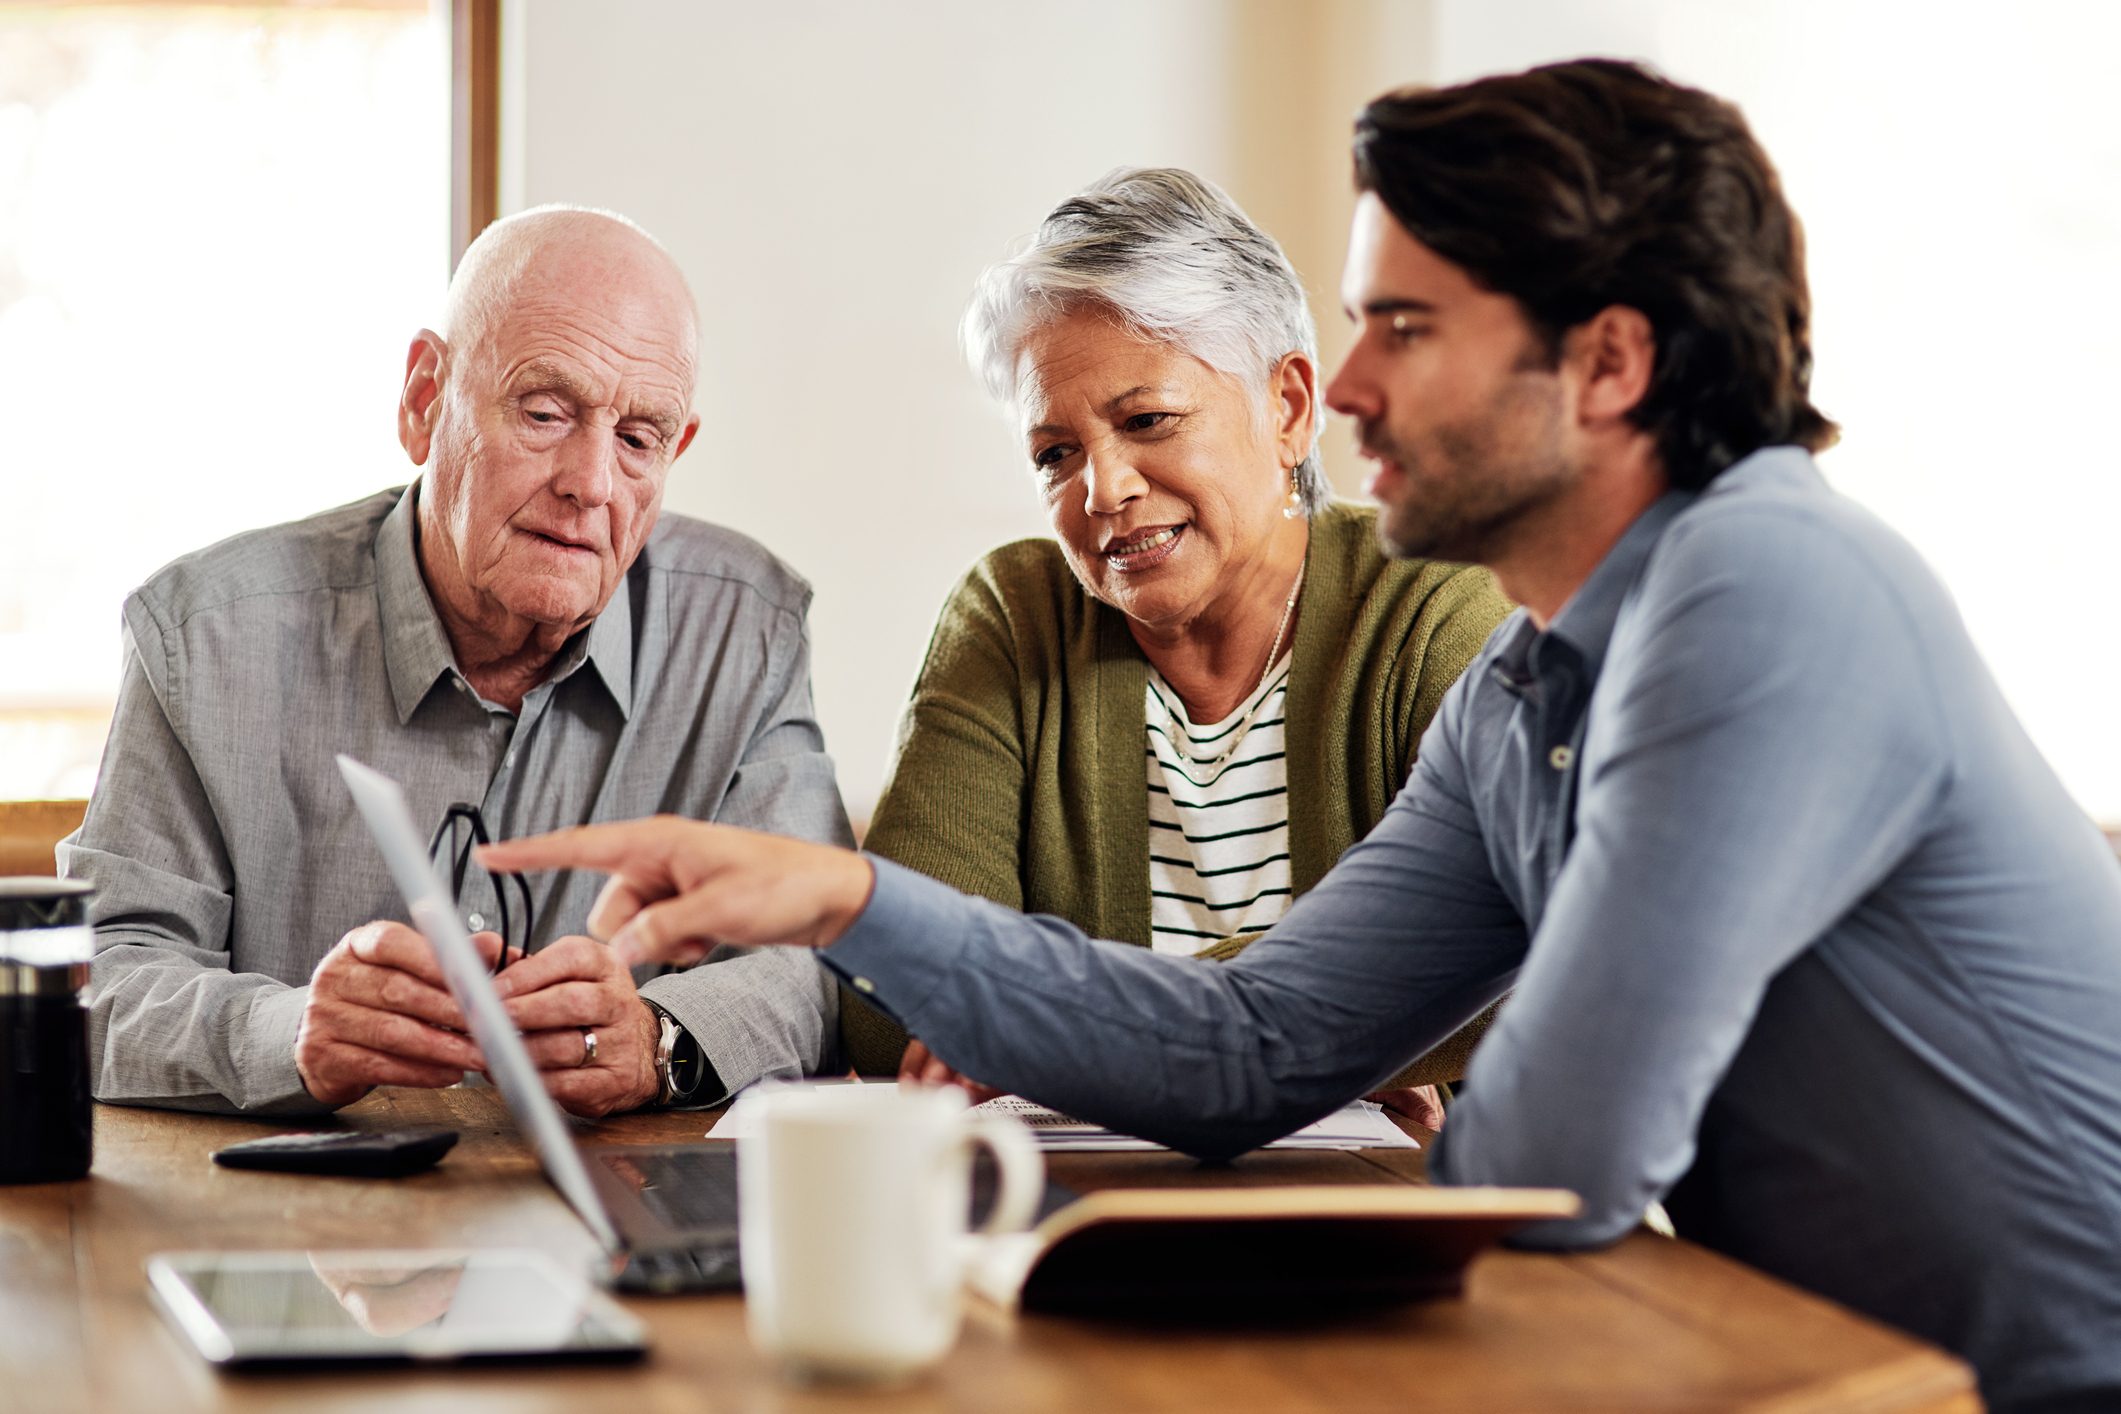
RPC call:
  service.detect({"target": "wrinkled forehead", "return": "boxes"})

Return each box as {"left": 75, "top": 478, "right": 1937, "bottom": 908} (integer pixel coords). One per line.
{"left": 1011, "top": 308, "right": 1223, "bottom": 430}
{"left": 450, "top": 217, "right": 698, "bottom": 379}
{"left": 475, "top": 273, "right": 698, "bottom": 416}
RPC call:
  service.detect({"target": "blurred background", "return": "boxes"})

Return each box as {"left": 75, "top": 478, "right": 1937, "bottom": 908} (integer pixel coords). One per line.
{"left": 3, "top": 0, "right": 2117, "bottom": 831}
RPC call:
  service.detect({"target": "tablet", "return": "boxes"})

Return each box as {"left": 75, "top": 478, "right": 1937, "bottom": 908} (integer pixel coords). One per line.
{"left": 146, "top": 1249, "right": 647, "bottom": 1368}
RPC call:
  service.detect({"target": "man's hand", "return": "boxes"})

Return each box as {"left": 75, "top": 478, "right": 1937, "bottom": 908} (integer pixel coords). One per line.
{"left": 489, "top": 935, "right": 659, "bottom": 1118}
{"left": 898, "top": 1038, "right": 1003, "bottom": 1105}
{"left": 295, "top": 921, "right": 494, "bottom": 1109}
{"left": 478, "top": 816, "right": 875, "bottom": 967}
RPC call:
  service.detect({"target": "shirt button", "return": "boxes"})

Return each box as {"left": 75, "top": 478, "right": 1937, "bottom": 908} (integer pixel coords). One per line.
{"left": 853, "top": 977, "right": 876, "bottom": 994}
{"left": 467, "top": 912, "right": 486, "bottom": 931}
{"left": 1548, "top": 745, "right": 1574, "bottom": 771}
{"left": 453, "top": 680, "right": 468, "bottom": 694}
{"left": 504, "top": 751, "right": 516, "bottom": 767}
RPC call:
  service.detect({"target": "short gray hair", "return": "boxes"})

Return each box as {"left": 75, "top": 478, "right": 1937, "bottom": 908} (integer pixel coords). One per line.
{"left": 962, "top": 167, "right": 1328, "bottom": 515}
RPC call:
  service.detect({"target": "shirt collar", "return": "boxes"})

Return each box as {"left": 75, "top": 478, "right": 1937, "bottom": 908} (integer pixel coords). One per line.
{"left": 1542, "top": 488, "right": 1692, "bottom": 681}
{"left": 373, "top": 481, "right": 636, "bottom": 724}
{"left": 375, "top": 484, "right": 458, "bottom": 725}
{"left": 578, "top": 567, "right": 635, "bottom": 720}
{"left": 1491, "top": 487, "right": 1693, "bottom": 696}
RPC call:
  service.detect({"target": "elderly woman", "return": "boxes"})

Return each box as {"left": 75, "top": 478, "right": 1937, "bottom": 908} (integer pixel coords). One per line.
{"left": 842, "top": 168, "right": 1511, "bottom": 1121}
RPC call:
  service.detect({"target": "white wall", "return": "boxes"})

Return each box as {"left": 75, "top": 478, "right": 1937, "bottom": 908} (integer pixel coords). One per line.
{"left": 500, "top": 0, "right": 2121, "bottom": 825}
{"left": 1428, "top": 0, "right": 2121, "bottom": 817}
{"left": 0, "top": 6, "right": 449, "bottom": 796}
{"left": 498, "top": 0, "right": 1435, "bottom": 820}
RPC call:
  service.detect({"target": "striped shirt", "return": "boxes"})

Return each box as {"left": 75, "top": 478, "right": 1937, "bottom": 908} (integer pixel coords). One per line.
{"left": 1145, "top": 656, "right": 1294, "bottom": 955}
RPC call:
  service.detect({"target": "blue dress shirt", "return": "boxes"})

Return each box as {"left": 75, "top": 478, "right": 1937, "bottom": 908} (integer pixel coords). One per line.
{"left": 825, "top": 447, "right": 2121, "bottom": 1410}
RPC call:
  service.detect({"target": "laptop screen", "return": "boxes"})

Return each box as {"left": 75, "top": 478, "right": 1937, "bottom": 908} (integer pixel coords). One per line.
{"left": 337, "top": 754, "right": 623, "bottom": 1253}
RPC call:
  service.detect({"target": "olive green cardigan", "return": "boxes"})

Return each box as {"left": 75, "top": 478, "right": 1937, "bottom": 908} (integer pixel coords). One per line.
{"left": 843, "top": 502, "right": 1515, "bottom": 1085}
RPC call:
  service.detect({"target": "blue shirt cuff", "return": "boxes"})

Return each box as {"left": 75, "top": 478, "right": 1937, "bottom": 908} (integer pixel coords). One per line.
{"left": 821, "top": 855, "right": 976, "bottom": 1027}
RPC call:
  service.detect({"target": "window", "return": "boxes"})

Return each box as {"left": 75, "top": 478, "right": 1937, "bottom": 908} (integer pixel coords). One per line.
{"left": 0, "top": 0, "right": 450, "bottom": 796}
{"left": 1431, "top": 0, "right": 2121, "bottom": 823}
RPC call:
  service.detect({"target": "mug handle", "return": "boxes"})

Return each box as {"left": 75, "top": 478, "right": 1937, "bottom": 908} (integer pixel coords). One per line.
{"left": 962, "top": 1114, "right": 1043, "bottom": 1236}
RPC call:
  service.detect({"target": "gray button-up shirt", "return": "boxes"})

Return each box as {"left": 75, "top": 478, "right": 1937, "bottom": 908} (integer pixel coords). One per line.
{"left": 822, "top": 448, "right": 2121, "bottom": 1409}
{"left": 64, "top": 484, "right": 852, "bottom": 1114}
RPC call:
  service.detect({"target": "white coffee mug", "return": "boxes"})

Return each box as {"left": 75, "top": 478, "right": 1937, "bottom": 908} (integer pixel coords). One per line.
{"left": 736, "top": 1082, "right": 1043, "bottom": 1382}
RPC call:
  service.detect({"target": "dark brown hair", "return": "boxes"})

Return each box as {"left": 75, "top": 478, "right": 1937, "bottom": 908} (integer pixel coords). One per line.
{"left": 1352, "top": 59, "right": 1836, "bottom": 489}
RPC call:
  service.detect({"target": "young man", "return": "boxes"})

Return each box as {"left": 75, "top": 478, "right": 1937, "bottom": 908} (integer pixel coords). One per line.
{"left": 486, "top": 64, "right": 2121, "bottom": 1409}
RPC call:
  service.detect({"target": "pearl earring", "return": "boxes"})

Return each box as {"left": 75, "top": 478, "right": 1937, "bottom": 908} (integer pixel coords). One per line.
{"left": 1282, "top": 474, "right": 1304, "bottom": 520}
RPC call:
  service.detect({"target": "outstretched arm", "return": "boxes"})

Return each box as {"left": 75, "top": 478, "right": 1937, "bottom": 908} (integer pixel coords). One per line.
{"left": 481, "top": 677, "right": 1527, "bottom": 1156}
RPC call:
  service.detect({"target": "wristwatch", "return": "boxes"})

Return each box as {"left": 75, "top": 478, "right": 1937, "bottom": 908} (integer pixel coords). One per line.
{"left": 645, "top": 1000, "right": 713, "bottom": 1107}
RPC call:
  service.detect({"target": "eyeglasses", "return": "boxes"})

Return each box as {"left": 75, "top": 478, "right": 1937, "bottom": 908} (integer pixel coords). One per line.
{"left": 426, "top": 802, "right": 537, "bottom": 974}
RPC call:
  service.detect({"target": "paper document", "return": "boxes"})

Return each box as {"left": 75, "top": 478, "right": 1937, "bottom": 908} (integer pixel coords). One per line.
{"left": 705, "top": 1083, "right": 1417, "bottom": 1152}
{"left": 971, "top": 1095, "right": 1418, "bottom": 1152}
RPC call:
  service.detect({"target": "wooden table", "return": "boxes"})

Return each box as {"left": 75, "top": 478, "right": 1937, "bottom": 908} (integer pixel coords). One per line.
{"left": 0, "top": 1089, "right": 1978, "bottom": 1412}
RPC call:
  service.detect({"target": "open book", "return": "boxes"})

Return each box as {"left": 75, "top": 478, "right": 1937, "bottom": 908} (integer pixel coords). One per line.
{"left": 967, "top": 1184, "right": 1582, "bottom": 1314}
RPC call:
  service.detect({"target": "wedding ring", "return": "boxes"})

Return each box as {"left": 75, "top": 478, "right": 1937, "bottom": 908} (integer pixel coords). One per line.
{"left": 577, "top": 1027, "right": 598, "bottom": 1068}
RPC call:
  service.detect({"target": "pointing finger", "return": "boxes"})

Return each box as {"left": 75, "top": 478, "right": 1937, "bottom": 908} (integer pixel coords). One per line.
{"left": 477, "top": 818, "right": 696, "bottom": 879}
{"left": 604, "top": 889, "right": 732, "bottom": 967}
{"left": 587, "top": 872, "right": 655, "bottom": 944}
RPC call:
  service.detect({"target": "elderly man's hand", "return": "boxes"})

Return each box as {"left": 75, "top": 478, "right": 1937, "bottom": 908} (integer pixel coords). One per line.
{"left": 479, "top": 816, "right": 874, "bottom": 967}
{"left": 488, "top": 936, "right": 660, "bottom": 1117}
{"left": 295, "top": 922, "right": 495, "bottom": 1109}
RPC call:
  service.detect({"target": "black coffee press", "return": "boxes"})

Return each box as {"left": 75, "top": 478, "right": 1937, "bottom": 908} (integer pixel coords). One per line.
{"left": 1, "top": 877, "right": 94, "bottom": 1183}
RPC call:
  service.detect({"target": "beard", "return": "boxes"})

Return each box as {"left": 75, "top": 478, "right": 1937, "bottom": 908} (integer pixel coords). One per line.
{"left": 1363, "top": 375, "right": 1575, "bottom": 564}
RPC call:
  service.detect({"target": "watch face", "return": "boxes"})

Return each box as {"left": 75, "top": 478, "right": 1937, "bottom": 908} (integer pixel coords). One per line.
{"left": 667, "top": 1028, "right": 704, "bottom": 1097}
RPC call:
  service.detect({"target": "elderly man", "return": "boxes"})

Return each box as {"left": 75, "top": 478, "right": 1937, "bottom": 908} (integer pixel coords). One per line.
{"left": 62, "top": 205, "right": 848, "bottom": 1117}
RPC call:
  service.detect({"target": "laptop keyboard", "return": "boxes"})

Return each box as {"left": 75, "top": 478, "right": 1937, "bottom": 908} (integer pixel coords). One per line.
{"left": 624, "top": 1148, "right": 740, "bottom": 1231}
{"left": 591, "top": 1146, "right": 742, "bottom": 1294}
{"left": 595, "top": 1144, "right": 1079, "bottom": 1296}
{"left": 614, "top": 1242, "right": 740, "bottom": 1294}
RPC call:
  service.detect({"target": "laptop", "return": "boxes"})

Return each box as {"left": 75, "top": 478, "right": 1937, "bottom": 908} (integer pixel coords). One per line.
{"left": 338, "top": 755, "right": 743, "bottom": 1294}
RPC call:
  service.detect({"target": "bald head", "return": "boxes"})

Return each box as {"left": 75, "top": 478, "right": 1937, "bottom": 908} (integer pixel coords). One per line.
{"left": 443, "top": 205, "right": 700, "bottom": 403}
{"left": 398, "top": 204, "right": 706, "bottom": 680}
